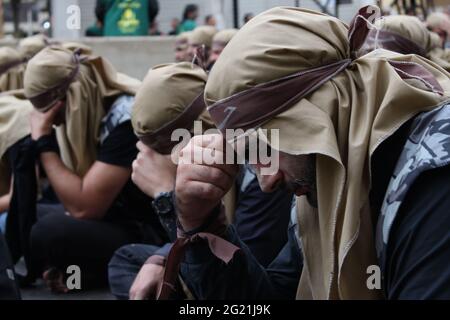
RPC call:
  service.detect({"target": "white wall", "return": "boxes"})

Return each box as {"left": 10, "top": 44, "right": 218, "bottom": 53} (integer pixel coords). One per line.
{"left": 51, "top": 0, "right": 376, "bottom": 38}
{"left": 51, "top": 0, "right": 96, "bottom": 38}
{"left": 0, "top": 36, "right": 177, "bottom": 80}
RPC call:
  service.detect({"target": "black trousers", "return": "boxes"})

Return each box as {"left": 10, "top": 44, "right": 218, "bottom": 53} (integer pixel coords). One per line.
{"left": 30, "top": 204, "right": 162, "bottom": 289}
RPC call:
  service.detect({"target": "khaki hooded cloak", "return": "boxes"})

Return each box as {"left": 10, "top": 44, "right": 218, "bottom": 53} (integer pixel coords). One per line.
{"left": 0, "top": 47, "right": 26, "bottom": 92}
{"left": 132, "top": 62, "right": 236, "bottom": 222}
{"left": 132, "top": 62, "right": 212, "bottom": 148}
{"left": 205, "top": 7, "right": 450, "bottom": 299}
{"left": 361, "top": 15, "right": 450, "bottom": 71}
{"left": 0, "top": 92, "right": 33, "bottom": 195}
{"left": 188, "top": 26, "right": 217, "bottom": 48}
{"left": 212, "top": 29, "right": 239, "bottom": 50}
{"left": 18, "top": 34, "right": 49, "bottom": 60}
{"left": 176, "top": 32, "right": 191, "bottom": 50}
{"left": 24, "top": 47, "right": 141, "bottom": 177}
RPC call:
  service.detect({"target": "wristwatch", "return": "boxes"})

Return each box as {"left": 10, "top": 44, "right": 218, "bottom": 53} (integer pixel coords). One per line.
{"left": 152, "top": 191, "right": 174, "bottom": 215}
{"left": 152, "top": 191, "right": 177, "bottom": 240}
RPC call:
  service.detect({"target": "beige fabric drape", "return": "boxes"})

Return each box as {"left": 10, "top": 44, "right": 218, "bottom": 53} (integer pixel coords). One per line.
{"left": 131, "top": 62, "right": 235, "bottom": 222}
{"left": 176, "top": 32, "right": 191, "bottom": 50}
{"left": 212, "top": 29, "right": 238, "bottom": 48}
{"left": 132, "top": 62, "right": 211, "bottom": 138}
{"left": 18, "top": 34, "right": 48, "bottom": 60}
{"left": 0, "top": 46, "right": 26, "bottom": 92}
{"left": 24, "top": 47, "right": 141, "bottom": 177}
{"left": 0, "top": 91, "right": 33, "bottom": 195}
{"left": 427, "top": 12, "right": 450, "bottom": 34}
{"left": 205, "top": 7, "right": 450, "bottom": 299}
{"left": 188, "top": 26, "right": 217, "bottom": 48}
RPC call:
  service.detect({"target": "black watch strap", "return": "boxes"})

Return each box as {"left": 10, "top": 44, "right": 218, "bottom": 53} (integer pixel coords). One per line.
{"left": 35, "top": 131, "right": 59, "bottom": 155}
{"left": 153, "top": 191, "right": 177, "bottom": 241}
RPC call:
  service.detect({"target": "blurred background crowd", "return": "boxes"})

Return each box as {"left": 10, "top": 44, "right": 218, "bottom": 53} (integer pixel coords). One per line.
{"left": 0, "top": 0, "right": 448, "bottom": 41}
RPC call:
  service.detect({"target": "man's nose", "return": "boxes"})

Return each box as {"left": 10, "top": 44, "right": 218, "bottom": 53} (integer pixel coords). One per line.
{"left": 258, "top": 170, "right": 284, "bottom": 193}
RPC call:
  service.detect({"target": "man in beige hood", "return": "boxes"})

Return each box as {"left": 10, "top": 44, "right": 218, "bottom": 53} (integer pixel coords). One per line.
{"left": 162, "top": 6, "right": 450, "bottom": 300}
{"left": 186, "top": 26, "right": 217, "bottom": 68}
{"left": 174, "top": 32, "right": 192, "bottom": 62}
{"left": 0, "top": 47, "right": 27, "bottom": 92}
{"left": 360, "top": 15, "right": 450, "bottom": 71}
{"left": 208, "top": 29, "right": 239, "bottom": 68}
{"left": 0, "top": 94, "right": 33, "bottom": 229}
{"left": 427, "top": 12, "right": 450, "bottom": 49}
{"left": 109, "top": 62, "right": 294, "bottom": 300}
{"left": 22, "top": 46, "right": 167, "bottom": 292}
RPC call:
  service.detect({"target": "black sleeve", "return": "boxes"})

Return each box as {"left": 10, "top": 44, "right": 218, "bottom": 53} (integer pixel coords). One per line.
{"left": 385, "top": 164, "right": 450, "bottom": 300}
{"left": 148, "top": 0, "right": 159, "bottom": 23}
{"left": 97, "top": 121, "right": 138, "bottom": 168}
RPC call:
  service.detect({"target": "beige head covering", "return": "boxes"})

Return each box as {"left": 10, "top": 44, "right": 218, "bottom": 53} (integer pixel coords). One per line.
{"left": 24, "top": 47, "right": 141, "bottom": 177}
{"left": 361, "top": 15, "right": 450, "bottom": 71}
{"left": 0, "top": 47, "right": 27, "bottom": 92}
{"left": 176, "top": 32, "right": 191, "bottom": 50}
{"left": 206, "top": 7, "right": 450, "bottom": 299}
{"left": 132, "top": 62, "right": 212, "bottom": 154}
{"left": 18, "top": 34, "right": 49, "bottom": 60}
{"left": 188, "top": 26, "right": 217, "bottom": 48}
{"left": 212, "top": 29, "right": 239, "bottom": 49}
{"left": 428, "top": 32, "right": 450, "bottom": 71}
{"left": 426, "top": 12, "right": 450, "bottom": 33}
{"left": 0, "top": 93, "right": 33, "bottom": 195}
{"left": 132, "top": 62, "right": 235, "bottom": 222}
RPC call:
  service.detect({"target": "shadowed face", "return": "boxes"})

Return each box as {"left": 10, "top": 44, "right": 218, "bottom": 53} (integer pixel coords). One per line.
{"left": 251, "top": 152, "right": 317, "bottom": 206}
{"left": 186, "top": 44, "right": 200, "bottom": 62}
{"left": 51, "top": 98, "right": 67, "bottom": 126}
{"left": 208, "top": 47, "right": 223, "bottom": 67}
{"left": 175, "top": 47, "right": 188, "bottom": 62}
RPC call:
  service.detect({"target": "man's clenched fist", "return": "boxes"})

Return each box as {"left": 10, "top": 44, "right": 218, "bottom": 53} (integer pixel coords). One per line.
{"left": 132, "top": 142, "right": 177, "bottom": 198}
{"left": 175, "top": 134, "right": 239, "bottom": 231}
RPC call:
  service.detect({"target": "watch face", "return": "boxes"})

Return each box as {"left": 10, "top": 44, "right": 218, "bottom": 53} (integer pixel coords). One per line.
{"left": 154, "top": 194, "right": 173, "bottom": 215}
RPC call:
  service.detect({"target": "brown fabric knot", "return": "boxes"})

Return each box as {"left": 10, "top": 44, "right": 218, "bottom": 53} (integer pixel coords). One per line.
{"left": 157, "top": 207, "right": 240, "bottom": 300}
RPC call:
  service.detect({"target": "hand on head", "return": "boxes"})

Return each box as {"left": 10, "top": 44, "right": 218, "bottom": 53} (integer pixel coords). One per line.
{"left": 29, "top": 100, "right": 64, "bottom": 140}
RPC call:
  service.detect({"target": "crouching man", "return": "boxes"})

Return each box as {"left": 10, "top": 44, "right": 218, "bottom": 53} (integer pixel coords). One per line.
{"left": 163, "top": 7, "right": 450, "bottom": 300}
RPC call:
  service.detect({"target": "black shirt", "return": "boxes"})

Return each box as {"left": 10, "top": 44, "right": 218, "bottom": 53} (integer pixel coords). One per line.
{"left": 96, "top": 120, "right": 163, "bottom": 234}
{"left": 385, "top": 164, "right": 450, "bottom": 299}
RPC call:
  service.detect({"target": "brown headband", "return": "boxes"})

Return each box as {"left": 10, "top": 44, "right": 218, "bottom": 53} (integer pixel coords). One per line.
{"left": 364, "top": 28, "right": 428, "bottom": 57}
{"left": 138, "top": 91, "right": 207, "bottom": 155}
{"left": 388, "top": 60, "right": 444, "bottom": 95}
{"left": 208, "top": 59, "right": 351, "bottom": 133}
{"left": 0, "top": 58, "right": 27, "bottom": 77}
{"left": 208, "top": 6, "right": 443, "bottom": 134}
{"left": 28, "top": 50, "right": 82, "bottom": 111}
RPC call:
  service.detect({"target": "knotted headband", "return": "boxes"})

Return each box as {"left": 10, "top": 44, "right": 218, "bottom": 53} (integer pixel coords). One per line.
{"left": 207, "top": 7, "right": 443, "bottom": 135}
{"left": 364, "top": 28, "right": 428, "bottom": 57}
{"left": 138, "top": 92, "right": 207, "bottom": 155}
